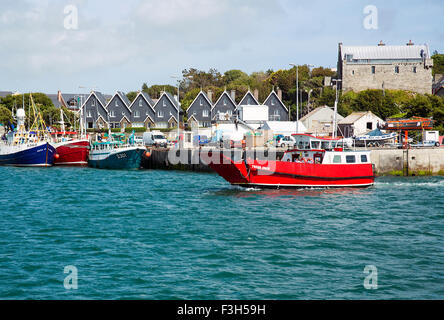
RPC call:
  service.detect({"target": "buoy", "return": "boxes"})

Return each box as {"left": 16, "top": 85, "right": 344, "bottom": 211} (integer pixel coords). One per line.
{"left": 54, "top": 154, "right": 60, "bottom": 159}
{"left": 144, "top": 151, "right": 151, "bottom": 158}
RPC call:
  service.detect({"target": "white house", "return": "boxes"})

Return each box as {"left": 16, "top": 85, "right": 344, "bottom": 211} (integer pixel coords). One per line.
{"left": 337, "top": 111, "right": 384, "bottom": 138}
{"left": 299, "top": 106, "right": 344, "bottom": 136}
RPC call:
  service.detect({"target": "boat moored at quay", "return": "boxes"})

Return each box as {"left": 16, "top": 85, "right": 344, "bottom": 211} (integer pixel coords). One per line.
{"left": 205, "top": 134, "right": 375, "bottom": 189}
{"left": 0, "top": 95, "right": 56, "bottom": 167}
{"left": 88, "top": 133, "right": 146, "bottom": 170}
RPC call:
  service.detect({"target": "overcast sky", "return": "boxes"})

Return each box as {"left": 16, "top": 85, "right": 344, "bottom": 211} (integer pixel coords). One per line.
{"left": 1, "top": 0, "right": 443, "bottom": 94}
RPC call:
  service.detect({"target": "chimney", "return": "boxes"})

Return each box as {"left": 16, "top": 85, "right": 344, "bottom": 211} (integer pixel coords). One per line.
{"left": 378, "top": 40, "right": 385, "bottom": 46}
{"left": 277, "top": 88, "right": 282, "bottom": 101}
{"left": 253, "top": 89, "right": 259, "bottom": 102}
{"left": 207, "top": 90, "right": 213, "bottom": 103}
{"left": 174, "top": 94, "right": 178, "bottom": 102}
{"left": 230, "top": 90, "right": 236, "bottom": 102}
{"left": 406, "top": 40, "right": 414, "bottom": 46}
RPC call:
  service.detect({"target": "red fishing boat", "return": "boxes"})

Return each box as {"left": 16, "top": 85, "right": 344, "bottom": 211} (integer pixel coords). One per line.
{"left": 204, "top": 134, "right": 375, "bottom": 188}
{"left": 51, "top": 107, "right": 89, "bottom": 166}
{"left": 52, "top": 133, "right": 89, "bottom": 166}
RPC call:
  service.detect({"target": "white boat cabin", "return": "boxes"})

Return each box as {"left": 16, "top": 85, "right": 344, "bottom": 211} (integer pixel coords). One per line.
{"left": 281, "top": 134, "right": 371, "bottom": 165}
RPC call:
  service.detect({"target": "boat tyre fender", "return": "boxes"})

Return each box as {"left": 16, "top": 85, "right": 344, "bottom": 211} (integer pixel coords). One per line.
{"left": 435, "top": 142, "right": 440, "bottom": 147}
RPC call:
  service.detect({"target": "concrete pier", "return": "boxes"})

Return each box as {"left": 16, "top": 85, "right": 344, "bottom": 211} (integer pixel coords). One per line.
{"left": 142, "top": 147, "right": 444, "bottom": 176}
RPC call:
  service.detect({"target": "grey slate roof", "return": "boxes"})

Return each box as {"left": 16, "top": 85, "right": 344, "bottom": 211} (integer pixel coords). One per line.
{"left": 116, "top": 91, "right": 131, "bottom": 107}
{"left": 341, "top": 44, "right": 430, "bottom": 60}
{"left": 141, "top": 92, "right": 154, "bottom": 106}
{"left": 0, "top": 91, "right": 13, "bottom": 98}
{"left": 165, "top": 91, "right": 179, "bottom": 109}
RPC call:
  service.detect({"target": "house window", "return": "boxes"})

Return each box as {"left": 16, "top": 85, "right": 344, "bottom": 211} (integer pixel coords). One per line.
{"left": 274, "top": 109, "right": 279, "bottom": 116}
{"left": 413, "top": 66, "right": 417, "bottom": 73}
{"left": 271, "top": 98, "right": 275, "bottom": 106}
{"left": 139, "top": 99, "right": 142, "bottom": 107}
{"left": 158, "top": 110, "right": 164, "bottom": 118}
{"left": 88, "top": 122, "right": 93, "bottom": 129}
{"left": 87, "top": 110, "right": 92, "bottom": 117}
{"left": 367, "top": 122, "right": 373, "bottom": 130}
{"left": 203, "top": 109, "right": 209, "bottom": 117}
{"left": 110, "top": 110, "right": 115, "bottom": 117}
{"left": 163, "top": 99, "right": 166, "bottom": 107}
{"left": 223, "top": 98, "right": 227, "bottom": 106}
{"left": 114, "top": 123, "right": 120, "bottom": 129}
{"left": 228, "top": 110, "right": 232, "bottom": 115}
{"left": 134, "top": 111, "right": 140, "bottom": 118}
{"left": 247, "top": 98, "right": 252, "bottom": 104}
{"left": 115, "top": 100, "right": 118, "bottom": 107}
{"left": 395, "top": 66, "right": 400, "bottom": 74}
{"left": 200, "top": 98, "right": 203, "bottom": 106}
{"left": 91, "top": 99, "right": 95, "bottom": 106}
{"left": 371, "top": 66, "right": 376, "bottom": 74}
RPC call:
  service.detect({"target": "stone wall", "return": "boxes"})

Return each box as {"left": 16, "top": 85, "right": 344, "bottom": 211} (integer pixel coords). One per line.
{"left": 342, "top": 60, "right": 433, "bottom": 94}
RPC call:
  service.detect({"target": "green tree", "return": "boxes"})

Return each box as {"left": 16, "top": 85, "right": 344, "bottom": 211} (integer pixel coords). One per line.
{"left": 432, "top": 53, "right": 444, "bottom": 76}
{"left": 142, "top": 84, "right": 176, "bottom": 99}
{"left": 351, "top": 90, "right": 399, "bottom": 119}
{"left": 126, "top": 91, "right": 138, "bottom": 103}
{"left": 0, "top": 105, "right": 12, "bottom": 126}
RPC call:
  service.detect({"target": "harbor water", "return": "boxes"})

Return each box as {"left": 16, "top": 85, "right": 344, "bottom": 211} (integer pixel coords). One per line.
{"left": 0, "top": 167, "right": 443, "bottom": 299}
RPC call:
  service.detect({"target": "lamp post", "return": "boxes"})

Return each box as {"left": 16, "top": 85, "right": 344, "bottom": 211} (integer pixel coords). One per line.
{"left": 331, "top": 79, "right": 342, "bottom": 138}
{"left": 171, "top": 75, "right": 181, "bottom": 142}
{"left": 289, "top": 63, "right": 299, "bottom": 133}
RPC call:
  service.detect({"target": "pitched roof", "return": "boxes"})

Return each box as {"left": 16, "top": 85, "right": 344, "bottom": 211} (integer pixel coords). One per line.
{"left": 263, "top": 90, "right": 288, "bottom": 111}
{"left": 341, "top": 44, "right": 430, "bottom": 60}
{"left": 80, "top": 91, "right": 108, "bottom": 111}
{"left": 338, "top": 111, "right": 381, "bottom": 124}
{"left": 186, "top": 90, "right": 213, "bottom": 112}
{"left": 299, "top": 106, "right": 344, "bottom": 122}
{"left": 165, "top": 91, "right": 179, "bottom": 109}
{"left": 239, "top": 90, "right": 259, "bottom": 105}
{"left": 212, "top": 90, "right": 237, "bottom": 111}
{"left": 141, "top": 92, "right": 154, "bottom": 106}
{"left": 117, "top": 91, "right": 131, "bottom": 107}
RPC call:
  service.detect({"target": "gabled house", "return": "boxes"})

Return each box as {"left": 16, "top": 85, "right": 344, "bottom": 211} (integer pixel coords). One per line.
{"left": 153, "top": 91, "right": 180, "bottom": 128}
{"left": 263, "top": 90, "right": 288, "bottom": 121}
{"left": 129, "top": 92, "right": 155, "bottom": 129}
{"left": 186, "top": 90, "right": 213, "bottom": 128}
{"left": 299, "top": 106, "right": 344, "bottom": 136}
{"left": 81, "top": 91, "right": 109, "bottom": 129}
{"left": 337, "top": 111, "right": 383, "bottom": 138}
{"left": 212, "top": 90, "right": 237, "bottom": 121}
{"left": 238, "top": 90, "right": 259, "bottom": 106}
{"left": 106, "top": 91, "right": 132, "bottom": 129}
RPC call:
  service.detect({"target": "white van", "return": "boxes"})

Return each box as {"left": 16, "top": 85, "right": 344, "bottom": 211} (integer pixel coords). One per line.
{"left": 143, "top": 131, "right": 168, "bottom": 147}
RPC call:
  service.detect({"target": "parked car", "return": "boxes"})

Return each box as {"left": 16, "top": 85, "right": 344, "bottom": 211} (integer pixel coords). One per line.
{"left": 277, "top": 135, "right": 296, "bottom": 148}
{"left": 143, "top": 131, "right": 168, "bottom": 148}
{"left": 193, "top": 135, "right": 210, "bottom": 146}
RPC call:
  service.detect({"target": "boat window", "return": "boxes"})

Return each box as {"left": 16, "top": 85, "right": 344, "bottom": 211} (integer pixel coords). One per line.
{"left": 321, "top": 141, "right": 330, "bottom": 149}
{"left": 346, "top": 155, "right": 356, "bottom": 163}
{"left": 311, "top": 141, "right": 320, "bottom": 149}
{"left": 333, "top": 155, "right": 342, "bottom": 163}
{"left": 361, "top": 155, "right": 368, "bottom": 163}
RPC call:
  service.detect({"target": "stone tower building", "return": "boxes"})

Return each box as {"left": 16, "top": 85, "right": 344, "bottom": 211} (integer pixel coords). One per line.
{"left": 337, "top": 41, "right": 433, "bottom": 94}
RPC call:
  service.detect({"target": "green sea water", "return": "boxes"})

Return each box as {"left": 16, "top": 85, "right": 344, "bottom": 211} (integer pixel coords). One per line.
{"left": 0, "top": 166, "right": 443, "bottom": 299}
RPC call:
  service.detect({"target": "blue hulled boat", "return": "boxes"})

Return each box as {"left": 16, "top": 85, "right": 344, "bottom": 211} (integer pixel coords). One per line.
{"left": 0, "top": 96, "right": 56, "bottom": 167}
{"left": 0, "top": 140, "right": 55, "bottom": 167}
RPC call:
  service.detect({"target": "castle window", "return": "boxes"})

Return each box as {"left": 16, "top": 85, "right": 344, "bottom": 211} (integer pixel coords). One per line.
{"left": 371, "top": 66, "right": 375, "bottom": 74}
{"left": 395, "top": 66, "right": 400, "bottom": 74}
{"left": 413, "top": 67, "right": 417, "bottom": 73}
{"left": 351, "top": 70, "right": 355, "bottom": 75}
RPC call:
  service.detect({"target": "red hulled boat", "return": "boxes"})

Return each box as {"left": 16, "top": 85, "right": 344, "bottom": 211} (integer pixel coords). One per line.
{"left": 204, "top": 134, "right": 375, "bottom": 189}
{"left": 52, "top": 133, "right": 89, "bottom": 166}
